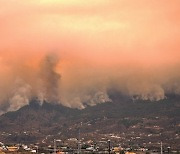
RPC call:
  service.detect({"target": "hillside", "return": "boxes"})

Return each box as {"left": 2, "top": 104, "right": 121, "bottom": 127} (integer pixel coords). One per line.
{"left": 0, "top": 93, "right": 179, "bottom": 149}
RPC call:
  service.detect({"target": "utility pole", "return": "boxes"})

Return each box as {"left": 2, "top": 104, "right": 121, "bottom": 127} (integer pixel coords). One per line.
{"left": 54, "top": 139, "right": 56, "bottom": 154}
{"left": 160, "top": 142, "right": 163, "bottom": 154}
{"left": 78, "top": 128, "right": 81, "bottom": 154}
{"left": 77, "top": 122, "right": 83, "bottom": 154}
{"left": 108, "top": 140, "right": 111, "bottom": 154}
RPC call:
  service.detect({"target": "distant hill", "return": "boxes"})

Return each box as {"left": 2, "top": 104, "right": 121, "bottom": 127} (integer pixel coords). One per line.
{"left": 0, "top": 93, "right": 179, "bottom": 144}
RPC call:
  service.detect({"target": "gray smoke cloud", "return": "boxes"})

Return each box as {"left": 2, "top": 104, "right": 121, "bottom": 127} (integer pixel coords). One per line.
{"left": 0, "top": 53, "right": 62, "bottom": 114}
{"left": 37, "top": 54, "right": 61, "bottom": 104}
{"left": 61, "top": 90, "right": 112, "bottom": 109}
{"left": 8, "top": 78, "right": 32, "bottom": 112}
{"left": 0, "top": 53, "right": 180, "bottom": 115}
{"left": 129, "top": 84, "right": 165, "bottom": 101}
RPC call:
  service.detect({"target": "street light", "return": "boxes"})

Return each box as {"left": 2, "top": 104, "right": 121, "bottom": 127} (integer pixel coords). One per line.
{"left": 167, "top": 146, "right": 170, "bottom": 154}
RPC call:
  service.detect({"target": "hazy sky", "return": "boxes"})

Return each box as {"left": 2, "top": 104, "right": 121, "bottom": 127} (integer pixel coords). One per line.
{"left": 0, "top": 0, "right": 180, "bottom": 113}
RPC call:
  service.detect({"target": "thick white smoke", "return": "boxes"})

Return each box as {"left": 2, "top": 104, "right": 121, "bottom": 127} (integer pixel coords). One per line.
{"left": 8, "top": 79, "right": 32, "bottom": 112}
{"left": 0, "top": 53, "right": 180, "bottom": 115}
{"left": 61, "top": 90, "right": 112, "bottom": 109}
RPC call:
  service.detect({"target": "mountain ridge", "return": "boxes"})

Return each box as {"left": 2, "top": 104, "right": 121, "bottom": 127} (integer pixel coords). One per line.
{"left": 0, "top": 93, "right": 179, "bottom": 145}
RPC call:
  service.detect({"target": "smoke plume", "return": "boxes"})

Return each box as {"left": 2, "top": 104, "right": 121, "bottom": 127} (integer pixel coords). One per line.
{"left": 37, "top": 54, "right": 61, "bottom": 104}
{"left": 8, "top": 79, "right": 32, "bottom": 112}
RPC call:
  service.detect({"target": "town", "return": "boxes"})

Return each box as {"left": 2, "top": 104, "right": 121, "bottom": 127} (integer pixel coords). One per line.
{"left": 0, "top": 128, "right": 178, "bottom": 154}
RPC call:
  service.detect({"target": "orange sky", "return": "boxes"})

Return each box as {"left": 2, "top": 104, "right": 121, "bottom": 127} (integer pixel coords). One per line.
{"left": 1, "top": 0, "right": 180, "bottom": 63}
{"left": 0, "top": 0, "right": 180, "bottom": 112}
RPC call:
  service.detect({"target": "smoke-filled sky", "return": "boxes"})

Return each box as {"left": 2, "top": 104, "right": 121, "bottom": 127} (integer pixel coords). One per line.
{"left": 0, "top": 0, "right": 180, "bottom": 113}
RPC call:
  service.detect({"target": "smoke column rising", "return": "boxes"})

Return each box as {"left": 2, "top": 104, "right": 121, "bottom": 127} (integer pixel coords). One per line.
{"left": 37, "top": 54, "right": 61, "bottom": 104}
